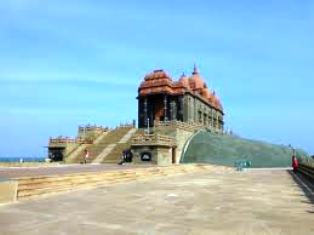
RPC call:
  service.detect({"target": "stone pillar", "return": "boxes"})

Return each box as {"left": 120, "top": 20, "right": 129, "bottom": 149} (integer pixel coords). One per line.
{"left": 216, "top": 112, "right": 219, "bottom": 131}
{"left": 199, "top": 111, "right": 202, "bottom": 124}
{"left": 211, "top": 109, "right": 214, "bottom": 129}
{"left": 178, "top": 96, "right": 183, "bottom": 121}
{"left": 170, "top": 100, "right": 173, "bottom": 120}
{"left": 164, "top": 95, "right": 168, "bottom": 121}
{"left": 144, "top": 98, "right": 148, "bottom": 127}
{"left": 170, "top": 100, "right": 177, "bottom": 120}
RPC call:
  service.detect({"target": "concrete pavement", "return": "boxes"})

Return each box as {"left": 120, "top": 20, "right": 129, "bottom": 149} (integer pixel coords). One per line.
{"left": 0, "top": 164, "right": 153, "bottom": 178}
{"left": 0, "top": 168, "right": 313, "bottom": 235}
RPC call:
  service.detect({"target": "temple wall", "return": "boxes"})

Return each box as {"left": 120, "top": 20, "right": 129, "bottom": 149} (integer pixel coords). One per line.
{"left": 48, "top": 142, "right": 79, "bottom": 161}
{"left": 174, "top": 128, "right": 195, "bottom": 164}
{"left": 138, "top": 93, "right": 223, "bottom": 132}
{"left": 157, "top": 147, "right": 173, "bottom": 166}
{"left": 154, "top": 121, "right": 201, "bottom": 164}
{"left": 131, "top": 145, "right": 173, "bottom": 166}
{"left": 132, "top": 146, "right": 158, "bottom": 165}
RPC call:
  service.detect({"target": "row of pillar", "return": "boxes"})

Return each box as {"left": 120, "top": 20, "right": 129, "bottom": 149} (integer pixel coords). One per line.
{"left": 143, "top": 95, "right": 184, "bottom": 126}
{"left": 199, "top": 112, "right": 221, "bottom": 129}
{"left": 142, "top": 95, "right": 222, "bottom": 130}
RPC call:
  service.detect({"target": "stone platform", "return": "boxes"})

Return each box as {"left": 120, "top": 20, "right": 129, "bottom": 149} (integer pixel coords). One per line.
{"left": 0, "top": 168, "right": 313, "bottom": 234}
{"left": 0, "top": 164, "right": 152, "bottom": 178}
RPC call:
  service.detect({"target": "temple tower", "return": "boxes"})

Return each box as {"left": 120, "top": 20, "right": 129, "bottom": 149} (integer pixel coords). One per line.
{"left": 137, "top": 66, "right": 224, "bottom": 131}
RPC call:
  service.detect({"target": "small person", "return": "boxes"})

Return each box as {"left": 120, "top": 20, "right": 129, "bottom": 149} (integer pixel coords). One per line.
{"left": 84, "top": 149, "right": 89, "bottom": 164}
{"left": 292, "top": 155, "right": 298, "bottom": 173}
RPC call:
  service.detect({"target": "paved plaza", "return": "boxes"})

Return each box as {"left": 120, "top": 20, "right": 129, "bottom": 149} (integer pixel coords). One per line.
{"left": 0, "top": 168, "right": 313, "bottom": 235}
{"left": 0, "top": 164, "right": 152, "bottom": 178}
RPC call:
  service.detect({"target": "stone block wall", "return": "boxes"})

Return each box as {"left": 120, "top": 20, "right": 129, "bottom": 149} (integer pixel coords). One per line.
{"left": 132, "top": 146, "right": 158, "bottom": 165}
{"left": 174, "top": 128, "right": 195, "bottom": 164}
{"left": 156, "top": 147, "right": 173, "bottom": 166}
{"left": 131, "top": 145, "right": 174, "bottom": 166}
{"left": 0, "top": 179, "right": 17, "bottom": 203}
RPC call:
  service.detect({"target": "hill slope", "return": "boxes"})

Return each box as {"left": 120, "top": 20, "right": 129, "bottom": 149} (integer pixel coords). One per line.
{"left": 181, "top": 131, "right": 308, "bottom": 168}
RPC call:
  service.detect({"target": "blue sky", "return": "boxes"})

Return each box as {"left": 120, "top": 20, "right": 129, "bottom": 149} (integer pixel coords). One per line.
{"left": 0, "top": 0, "right": 313, "bottom": 157}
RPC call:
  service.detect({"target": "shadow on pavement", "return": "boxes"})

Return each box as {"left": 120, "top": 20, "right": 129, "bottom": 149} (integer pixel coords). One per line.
{"left": 288, "top": 170, "right": 314, "bottom": 213}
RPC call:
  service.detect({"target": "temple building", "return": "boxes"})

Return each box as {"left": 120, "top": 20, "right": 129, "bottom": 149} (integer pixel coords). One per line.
{"left": 137, "top": 66, "right": 224, "bottom": 131}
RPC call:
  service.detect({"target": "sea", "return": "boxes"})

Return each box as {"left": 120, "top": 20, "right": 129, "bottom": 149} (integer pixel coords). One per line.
{"left": 0, "top": 157, "right": 46, "bottom": 163}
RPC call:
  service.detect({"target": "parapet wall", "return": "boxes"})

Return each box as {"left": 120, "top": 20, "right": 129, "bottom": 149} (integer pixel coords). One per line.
{"left": 154, "top": 120, "right": 203, "bottom": 132}
{"left": 131, "top": 133, "right": 176, "bottom": 165}
{"left": 298, "top": 157, "right": 314, "bottom": 180}
{"left": 154, "top": 120, "right": 223, "bottom": 134}
{"left": 77, "top": 125, "right": 109, "bottom": 142}
{"left": 154, "top": 121, "right": 203, "bottom": 163}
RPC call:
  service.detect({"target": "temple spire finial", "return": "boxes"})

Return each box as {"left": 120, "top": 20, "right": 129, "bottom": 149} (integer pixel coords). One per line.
{"left": 192, "top": 64, "right": 198, "bottom": 75}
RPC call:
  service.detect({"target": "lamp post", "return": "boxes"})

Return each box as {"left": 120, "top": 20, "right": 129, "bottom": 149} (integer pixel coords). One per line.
{"left": 288, "top": 144, "right": 295, "bottom": 157}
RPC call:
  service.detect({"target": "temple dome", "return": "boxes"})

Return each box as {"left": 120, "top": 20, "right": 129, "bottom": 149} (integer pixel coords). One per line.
{"left": 201, "top": 88, "right": 211, "bottom": 99}
{"left": 191, "top": 74, "right": 204, "bottom": 89}
{"left": 140, "top": 66, "right": 223, "bottom": 112}
{"left": 179, "top": 73, "right": 190, "bottom": 88}
{"left": 144, "top": 69, "right": 171, "bottom": 81}
{"left": 211, "top": 93, "right": 223, "bottom": 111}
{"left": 189, "top": 65, "right": 205, "bottom": 90}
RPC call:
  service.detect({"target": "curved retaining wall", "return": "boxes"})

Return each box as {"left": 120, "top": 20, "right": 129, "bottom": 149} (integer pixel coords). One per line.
{"left": 182, "top": 131, "right": 308, "bottom": 168}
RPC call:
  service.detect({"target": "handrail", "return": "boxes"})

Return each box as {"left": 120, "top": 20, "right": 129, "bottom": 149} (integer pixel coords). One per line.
{"left": 298, "top": 162, "right": 314, "bottom": 180}
{"left": 49, "top": 137, "right": 93, "bottom": 144}
{"left": 49, "top": 137, "right": 76, "bottom": 144}
{"left": 78, "top": 126, "right": 109, "bottom": 132}
{"left": 154, "top": 120, "right": 222, "bottom": 133}
{"left": 131, "top": 133, "right": 176, "bottom": 146}
{"left": 154, "top": 120, "right": 203, "bottom": 129}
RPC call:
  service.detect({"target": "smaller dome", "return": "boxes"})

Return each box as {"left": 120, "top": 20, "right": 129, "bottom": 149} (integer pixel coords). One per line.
{"left": 144, "top": 69, "right": 171, "bottom": 81}
{"left": 191, "top": 74, "right": 204, "bottom": 89}
{"left": 179, "top": 73, "right": 190, "bottom": 88}
{"left": 201, "top": 88, "right": 211, "bottom": 100}
{"left": 210, "top": 92, "right": 223, "bottom": 112}
{"left": 207, "top": 91, "right": 214, "bottom": 102}
{"left": 189, "top": 65, "right": 204, "bottom": 89}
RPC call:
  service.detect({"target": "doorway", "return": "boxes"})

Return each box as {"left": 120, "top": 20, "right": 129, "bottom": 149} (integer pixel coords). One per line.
{"left": 171, "top": 147, "right": 176, "bottom": 164}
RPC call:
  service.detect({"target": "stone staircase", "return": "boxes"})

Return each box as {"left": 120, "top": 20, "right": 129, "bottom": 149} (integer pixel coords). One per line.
{"left": 92, "top": 127, "right": 136, "bottom": 163}
{"left": 102, "top": 143, "right": 130, "bottom": 163}
{"left": 101, "top": 128, "right": 141, "bottom": 163}
{"left": 14, "top": 165, "right": 232, "bottom": 200}
{"left": 65, "top": 143, "right": 91, "bottom": 163}
{"left": 65, "top": 132, "right": 108, "bottom": 163}
{"left": 70, "top": 127, "right": 133, "bottom": 163}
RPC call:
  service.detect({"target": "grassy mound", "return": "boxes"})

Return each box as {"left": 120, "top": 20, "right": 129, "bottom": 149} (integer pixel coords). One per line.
{"left": 181, "top": 131, "right": 308, "bottom": 168}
